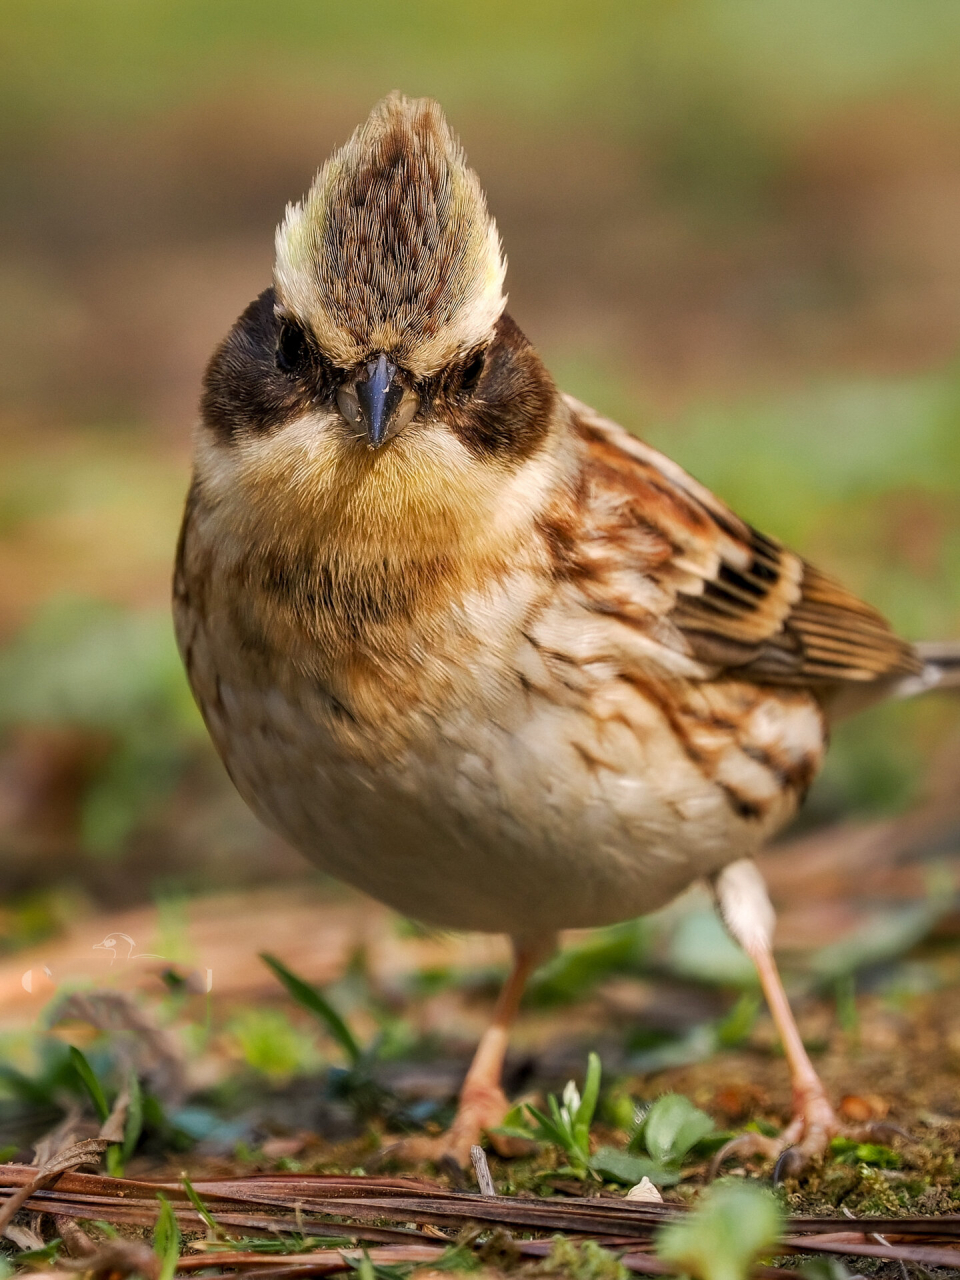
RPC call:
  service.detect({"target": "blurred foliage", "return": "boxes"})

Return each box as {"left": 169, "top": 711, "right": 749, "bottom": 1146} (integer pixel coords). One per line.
{"left": 0, "top": 891, "right": 78, "bottom": 956}
{"left": 226, "top": 1007, "right": 324, "bottom": 1084}
{"left": 260, "top": 953, "right": 408, "bottom": 1123}
{"left": 656, "top": 1180, "right": 783, "bottom": 1280}
{"left": 5, "top": 0, "right": 960, "bottom": 127}
{"left": 526, "top": 921, "right": 649, "bottom": 1007}
{"left": 0, "top": 1022, "right": 181, "bottom": 1166}
{"left": 830, "top": 1136, "right": 901, "bottom": 1168}
{"left": 262, "top": 951, "right": 362, "bottom": 1067}
{"left": 0, "top": 596, "right": 203, "bottom": 854}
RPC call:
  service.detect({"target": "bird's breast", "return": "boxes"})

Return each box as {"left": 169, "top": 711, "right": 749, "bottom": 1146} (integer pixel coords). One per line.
{"left": 174, "top": 490, "right": 825, "bottom": 937}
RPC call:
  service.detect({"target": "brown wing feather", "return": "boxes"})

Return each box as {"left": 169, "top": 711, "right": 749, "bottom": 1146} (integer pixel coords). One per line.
{"left": 565, "top": 397, "right": 921, "bottom": 689}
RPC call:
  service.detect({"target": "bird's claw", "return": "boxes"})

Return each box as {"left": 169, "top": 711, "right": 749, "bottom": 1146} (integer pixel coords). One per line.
{"left": 708, "top": 1130, "right": 784, "bottom": 1179}
{"left": 378, "top": 1084, "right": 533, "bottom": 1171}
{"left": 710, "top": 1104, "right": 908, "bottom": 1182}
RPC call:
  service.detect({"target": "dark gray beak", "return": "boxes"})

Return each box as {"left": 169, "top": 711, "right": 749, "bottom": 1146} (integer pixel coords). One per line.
{"left": 355, "top": 353, "right": 404, "bottom": 449}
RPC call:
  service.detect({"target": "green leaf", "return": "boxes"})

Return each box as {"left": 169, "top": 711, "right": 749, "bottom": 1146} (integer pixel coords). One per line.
{"left": 588, "top": 1147, "right": 678, "bottom": 1187}
{"left": 639, "top": 1093, "right": 714, "bottom": 1165}
{"left": 429, "top": 1239, "right": 483, "bottom": 1273}
{"left": 123, "top": 1071, "right": 143, "bottom": 1164}
{"left": 498, "top": 1102, "right": 534, "bottom": 1137}
{"left": 153, "top": 1192, "right": 181, "bottom": 1280}
{"left": 523, "top": 1102, "right": 568, "bottom": 1150}
{"left": 656, "top": 1181, "right": 783, "bottom": 1280}
{"left": 69, "top": 1045, "right": 110, "bottom": 1124}
{"left": 548, "top": 1091, "right": 567, "bottom": 1133}
{"left": 12, "top": 1240, "right": 62, "bottom": 1266}
{"left": 260, "top": 952, "right": 361, "bottom": 1066}
{"left": 353, "top": 1252, "right": 376, "bottom": 1280}
{"left": 573, "top": 1051, "right": 602, "bottom": 1151}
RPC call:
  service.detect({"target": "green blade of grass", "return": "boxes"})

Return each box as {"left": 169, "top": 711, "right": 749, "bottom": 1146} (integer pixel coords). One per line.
{"left": 122, "top": 1070, "right": 143, "bottom": 1164}
{"left": 352, "top": 1252, "right": 376, "bottom": 1280}
{"left": 153, "top": 1193, "right": 180, "bottom": 1280}
{"left": 573, "top": 1051, "right": 601, "bottom": 1151}
{"left": 69, "top": 1045, "right": 110, "bottom": 1124}
{"left": 522, "top": 1102, "right": 566, "bottom": 1148}
{"left": 88, "top": 1221, "right": 119, "bottom": 1240}
{"left": 260, "top": 952, "right": 362, "bottom": 1066}
{"left": 12, "top": 1240, "right": 62, "bottom": 1266}
{"left": 181, "top": 1173, "right": 222, "bottom": 1236}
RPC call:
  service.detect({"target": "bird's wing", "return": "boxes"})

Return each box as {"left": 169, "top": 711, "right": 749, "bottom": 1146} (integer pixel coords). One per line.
{"left": 562, "top": 396, "right": 921, "bottom": 691}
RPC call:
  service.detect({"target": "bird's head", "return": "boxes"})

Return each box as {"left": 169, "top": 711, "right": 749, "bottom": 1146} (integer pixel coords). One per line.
{"left": 197, "top": 94, "right": 566, "bottom": 565}
{"left": 275, "top": 92, "right": 508, "bottom": 442}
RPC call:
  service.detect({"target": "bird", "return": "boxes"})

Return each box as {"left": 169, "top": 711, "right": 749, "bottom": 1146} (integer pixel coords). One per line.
{"left": 173, "top": 93, "right": 960, "bottom": 1175}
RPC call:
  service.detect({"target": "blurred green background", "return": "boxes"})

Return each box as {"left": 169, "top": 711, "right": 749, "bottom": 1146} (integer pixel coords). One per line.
{"left": 1, "top": 0, "right": 959, "bottom": 926}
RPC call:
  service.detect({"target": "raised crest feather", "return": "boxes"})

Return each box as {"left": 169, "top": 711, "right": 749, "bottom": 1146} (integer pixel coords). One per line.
{"left": 274, "top": 94, "right": 507, "bottom": 378}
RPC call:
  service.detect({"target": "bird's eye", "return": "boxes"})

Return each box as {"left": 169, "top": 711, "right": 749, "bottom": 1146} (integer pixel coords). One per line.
{"left": 336, "top": 385, "right": 361, "bottom": 424}
{"left": 460, "top": 348, "right": 486, "bottom": 395}
{"left": 276, "top": 319, "right": 310, "bottom": 374}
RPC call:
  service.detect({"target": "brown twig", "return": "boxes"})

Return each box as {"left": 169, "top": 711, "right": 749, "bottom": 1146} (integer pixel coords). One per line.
{"left": 0, "top": 1141, "right": 110, "bottom": 1238}
{"left": 470, "top": 1145, "right": 497, "bottom": 1196}
{"left": 781, "top": 1236, "right": 960, "bottom": 1269}
{"left": 4, "top": 1164, "right": 960, "bottom": 1276}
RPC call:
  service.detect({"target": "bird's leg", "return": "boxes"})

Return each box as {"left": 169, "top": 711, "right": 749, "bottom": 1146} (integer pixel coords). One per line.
{"left": 383, "top": 936, "right": 554, "bottom": 1170}
{"left": 710, "top": 859, "right": 887, "bottom": 1178}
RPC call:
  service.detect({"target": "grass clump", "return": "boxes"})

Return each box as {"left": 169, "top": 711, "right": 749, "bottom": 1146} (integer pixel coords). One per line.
{"left": 499, "top": 1051, "right": 601, "bottom": 1178}
{"left": 538, "top": 1237, "right": 627, "bottom": 1280}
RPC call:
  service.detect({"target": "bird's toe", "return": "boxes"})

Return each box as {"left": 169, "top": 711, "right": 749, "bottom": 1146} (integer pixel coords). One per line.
{"left": 379, "top": 1085, "right": 531, "bottom": 1173}
{"left": 712, "top": 1094, "right": 908, "bottom": 1182}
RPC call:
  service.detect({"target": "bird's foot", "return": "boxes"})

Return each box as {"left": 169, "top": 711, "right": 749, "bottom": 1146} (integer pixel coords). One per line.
{"left": 381, "top": 1083, "right": 534, "bottom": 1172}
{"left": 710, "top": 1088, "right": 902, "bottom": 1181}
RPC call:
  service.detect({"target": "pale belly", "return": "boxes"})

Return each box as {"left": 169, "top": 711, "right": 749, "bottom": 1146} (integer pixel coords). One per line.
{"left": 200, "top": 659, "right": 770, "bottom": 942}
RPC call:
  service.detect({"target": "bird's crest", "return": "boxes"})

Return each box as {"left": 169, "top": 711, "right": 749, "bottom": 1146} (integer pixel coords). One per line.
{"left": 274, "top": 94, "right": 507, "bottom": 378}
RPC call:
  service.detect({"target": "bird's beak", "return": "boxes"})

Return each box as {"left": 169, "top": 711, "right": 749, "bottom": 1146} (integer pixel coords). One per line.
{"left": 355, "top": 353, "right": 404, "bottom": 449}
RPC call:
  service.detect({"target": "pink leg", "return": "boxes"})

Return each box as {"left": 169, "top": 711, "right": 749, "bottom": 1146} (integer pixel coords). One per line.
{"left": 710, "top": 861, "right": 850, "bottom": 1177}
{"left": 385, "top": 936, "right": 554, "bottom": 1169}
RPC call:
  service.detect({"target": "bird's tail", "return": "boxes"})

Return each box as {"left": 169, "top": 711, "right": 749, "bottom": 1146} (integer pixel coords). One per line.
{"left": 898, "top": 641, "right": 960, "bottom": 697}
